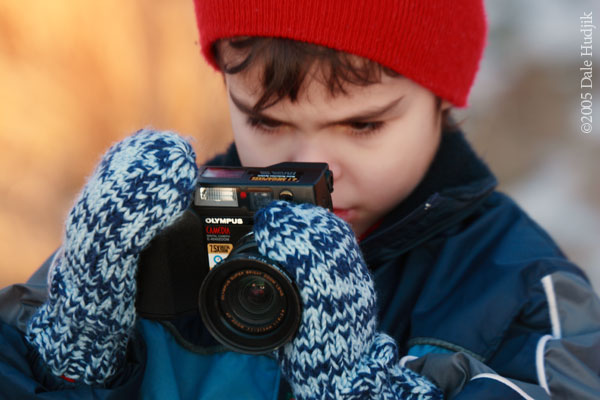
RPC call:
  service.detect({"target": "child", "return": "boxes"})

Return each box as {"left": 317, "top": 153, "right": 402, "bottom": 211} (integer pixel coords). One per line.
{"left": 1, "top": 0, "right": 599, "bottom": 399}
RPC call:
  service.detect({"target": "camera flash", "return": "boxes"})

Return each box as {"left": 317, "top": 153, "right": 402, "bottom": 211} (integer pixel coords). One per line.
{"left": 195, "top": 187, "right": 239, "bottom": 207}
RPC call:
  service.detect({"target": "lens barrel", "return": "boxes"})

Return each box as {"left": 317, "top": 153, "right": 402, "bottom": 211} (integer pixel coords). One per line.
{"left": 198, "top": 234, "right": 301, "bottom": 354}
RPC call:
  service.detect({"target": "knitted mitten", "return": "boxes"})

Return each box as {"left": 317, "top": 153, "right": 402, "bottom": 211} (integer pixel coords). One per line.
{"left": 26, "top": 129, "right": 198, "bottom": 385}
{"left": 253, "top": 201, "right": 443, "bottom": 400}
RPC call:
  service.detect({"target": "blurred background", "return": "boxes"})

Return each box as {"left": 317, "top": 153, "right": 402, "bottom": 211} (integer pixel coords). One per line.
{"left": 0, "top": 1, "right": 598, "bottom": 289}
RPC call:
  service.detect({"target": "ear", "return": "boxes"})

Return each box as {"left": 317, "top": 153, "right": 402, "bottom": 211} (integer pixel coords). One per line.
{"left": 440, "top": 99, "right": 453, "bottom": 111}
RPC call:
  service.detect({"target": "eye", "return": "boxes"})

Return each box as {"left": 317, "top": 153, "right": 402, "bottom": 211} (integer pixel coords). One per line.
{"left": 246, "top": 116, "right": 283, "bottom": 133}
{"left": 347, "top": 121, "right": 385, "bottom": 136}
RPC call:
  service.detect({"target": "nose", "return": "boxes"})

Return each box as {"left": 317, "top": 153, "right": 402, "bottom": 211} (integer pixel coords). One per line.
{"left": 290, "top": 138, "right": 341, "bottom": 182}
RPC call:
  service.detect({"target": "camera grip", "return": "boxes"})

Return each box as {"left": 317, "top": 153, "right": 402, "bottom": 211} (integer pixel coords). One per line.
{"left": 137, "top": 209, "right": 209, "bottom": 319}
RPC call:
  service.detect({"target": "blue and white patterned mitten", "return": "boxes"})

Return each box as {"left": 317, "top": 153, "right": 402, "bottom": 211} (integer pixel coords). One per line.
{"left": 253, "top": 201, "right": 443, "bottom": 400}
{"left": 26, "top": 129, "right": 198, "bottom": 385}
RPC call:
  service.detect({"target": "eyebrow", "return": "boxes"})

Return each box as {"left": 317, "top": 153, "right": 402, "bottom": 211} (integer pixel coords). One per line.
{"left": 229, "top": 91, "right": 405, "bottom": 126}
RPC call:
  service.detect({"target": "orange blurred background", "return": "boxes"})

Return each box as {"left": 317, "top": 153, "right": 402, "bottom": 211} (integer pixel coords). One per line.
{"left": 0, "top": 1, "right": 232, "bottom": 287}
{"left": 1, "top": 1, "right": 599, "bottom": 290}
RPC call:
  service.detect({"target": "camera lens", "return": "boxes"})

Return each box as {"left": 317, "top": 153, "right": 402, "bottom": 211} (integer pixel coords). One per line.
{"left": 198, "top": 234, "right": 302, "bottom": 354}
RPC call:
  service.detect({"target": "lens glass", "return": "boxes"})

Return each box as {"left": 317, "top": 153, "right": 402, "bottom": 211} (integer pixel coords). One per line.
{"left": 221, "top": 270, "right": 286, "bottom": 334}
{"left": 241, "top": 278, "right": 273, "bottom": 311}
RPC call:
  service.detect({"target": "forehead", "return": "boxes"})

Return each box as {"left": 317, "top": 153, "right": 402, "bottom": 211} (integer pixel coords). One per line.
{"left": 224, "top": 63, "right": 414, "bottom": 112}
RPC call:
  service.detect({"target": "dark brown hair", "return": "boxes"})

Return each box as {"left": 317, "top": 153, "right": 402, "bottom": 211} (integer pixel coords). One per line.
{"left": 213, "top": 37, "right": 454, "bottom": 130}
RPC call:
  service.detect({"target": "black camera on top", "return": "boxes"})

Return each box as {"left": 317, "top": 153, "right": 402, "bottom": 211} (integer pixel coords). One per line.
{"left": 136, "top": 162, "right": 333, "bottom": 354}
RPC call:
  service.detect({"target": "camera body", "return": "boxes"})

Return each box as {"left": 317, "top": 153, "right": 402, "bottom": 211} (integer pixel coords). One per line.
{"left": 137, "top": 162, "right": 333, "bottom": 353}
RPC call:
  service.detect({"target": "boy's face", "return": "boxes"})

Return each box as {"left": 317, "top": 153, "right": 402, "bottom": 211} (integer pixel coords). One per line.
{"left": 223, "top": 62, "right": 449, "bottom": 236}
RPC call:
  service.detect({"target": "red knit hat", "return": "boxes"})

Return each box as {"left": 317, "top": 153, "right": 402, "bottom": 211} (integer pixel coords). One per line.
{"left": 193, "top": 0, "right": 487, "bottom": 107}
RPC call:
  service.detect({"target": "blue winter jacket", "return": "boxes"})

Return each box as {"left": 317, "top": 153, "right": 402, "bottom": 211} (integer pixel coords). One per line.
{"left": 1, "top": 130, "right": 599, "bottom": 399}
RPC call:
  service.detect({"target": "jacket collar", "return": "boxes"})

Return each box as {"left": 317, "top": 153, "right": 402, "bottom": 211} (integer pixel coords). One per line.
{"left": 359, "top": 130, "right": 497, "bottom": 265}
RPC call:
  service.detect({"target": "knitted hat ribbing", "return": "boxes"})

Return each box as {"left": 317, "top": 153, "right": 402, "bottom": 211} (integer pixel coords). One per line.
{"left": 193, "top": 0, "right": 487, "bottom": 107}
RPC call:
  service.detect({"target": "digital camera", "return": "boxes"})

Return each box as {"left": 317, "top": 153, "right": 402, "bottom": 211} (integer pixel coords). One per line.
{"left": 136, "top": 162, "right": 333, "bottom": 354}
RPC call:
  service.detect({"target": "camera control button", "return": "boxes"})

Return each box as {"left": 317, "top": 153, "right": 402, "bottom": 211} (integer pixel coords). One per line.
{"left": 279, "top": 190, "right": 294, "bottom": 202}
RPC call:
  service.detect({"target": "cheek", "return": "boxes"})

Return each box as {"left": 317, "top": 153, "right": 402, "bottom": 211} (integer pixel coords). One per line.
{"left": 352, "top": 161, "right": 411, "bottom": 211}
{"left": 351, "top": 125, "right": 440, "bottom": 212}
